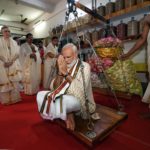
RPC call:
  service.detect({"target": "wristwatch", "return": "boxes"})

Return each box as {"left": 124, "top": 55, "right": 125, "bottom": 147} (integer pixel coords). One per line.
{"left": 64, "top": 72, "right": 69, "bottom": 78}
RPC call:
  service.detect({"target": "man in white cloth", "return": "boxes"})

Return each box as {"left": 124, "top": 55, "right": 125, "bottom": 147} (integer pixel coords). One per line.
{"left": 121, "top": 15, "right": 150, "bottom": 118}
{"left": 0, "top": 26, "right": 22, "bottom": 105}
{"left": 20, "top": 33, "right": 41, "bottom": 95}
{"left": 37, "top": 43, "right": 99, "bottom": 131}
{"left": 43, "top": 36, "right": 58, "bottom": 89}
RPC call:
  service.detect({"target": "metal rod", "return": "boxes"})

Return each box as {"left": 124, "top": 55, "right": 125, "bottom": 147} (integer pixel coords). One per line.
{"left": 75, "top": 2, "right": 107, "bottom": 23}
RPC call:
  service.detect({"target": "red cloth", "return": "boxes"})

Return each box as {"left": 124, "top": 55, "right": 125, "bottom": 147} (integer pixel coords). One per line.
{"left": 39, "top": 48, "right": 44, "bottom": 59}
{"left": 0, "top": 92, "right": 150, "bottom": 150}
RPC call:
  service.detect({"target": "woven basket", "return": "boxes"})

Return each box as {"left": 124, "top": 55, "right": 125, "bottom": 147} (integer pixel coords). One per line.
{"left": 95, "top": 47, "right": 122, "bottom": 58}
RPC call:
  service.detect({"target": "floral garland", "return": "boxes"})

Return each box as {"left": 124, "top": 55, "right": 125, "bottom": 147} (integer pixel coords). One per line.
{"left": 94, "top": 36, "right": 123, "bottom": 49}
{"left": 87, "top": 55, "right": 102, "bottom": 73}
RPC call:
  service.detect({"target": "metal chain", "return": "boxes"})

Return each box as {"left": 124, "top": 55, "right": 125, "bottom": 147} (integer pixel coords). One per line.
{"left": 58, "top": 11, "right": 69, "bottom": 49}
{"left": 58, "top": 2, "right": 95, "bottom": 131}
{"left": 73, "top": 11, "right": 94, "bottom": 130}
{"left": 84, "top": 31, "right": 124, "bottom": 113}
{"left": 58, "top": 1, "right": 127, "bottom": 132}
{"left": 81, "top": 21, "right": 128, "bottom": 112}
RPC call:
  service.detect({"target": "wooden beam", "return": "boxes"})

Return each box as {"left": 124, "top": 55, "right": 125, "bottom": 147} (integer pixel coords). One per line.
{"left": 75, "top": 2, "right": 107, "bottom": 23}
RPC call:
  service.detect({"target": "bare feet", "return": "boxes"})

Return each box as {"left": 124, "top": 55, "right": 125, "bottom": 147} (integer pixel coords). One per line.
{"left": 65, "top": 113, "right": 75, "bottom": 131}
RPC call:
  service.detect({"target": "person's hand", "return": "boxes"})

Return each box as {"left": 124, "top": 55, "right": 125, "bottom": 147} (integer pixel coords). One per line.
{"left": 55, "top": 53, "right": 60, "bottom": 58}
{"left": 4, "top": 61, "right": 13, "bottom": 68}
{"left": 57, "top": 55, "right": 67, "bottom": 76}
{"left": 31, "top": 45, "right": 36, "bottom": 53}
{"left": 119, "top": 53, "right": 130, "bottom": 60}
{"left": 46, "top": 52, "right": 55, "bottom": 58}
{"left": 30, "top": 53, "right": 37, "bottom": 61}
{"left": 12, "top": 54, "right": 19, "bottom": 62}
{"left": 44, "top": 53, "right": 49, "bottom": 59}
{"left": 0, "top": 56, "right": 5, "bottom": 62}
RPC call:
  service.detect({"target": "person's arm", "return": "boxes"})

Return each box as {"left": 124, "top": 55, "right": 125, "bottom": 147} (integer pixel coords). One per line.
{"left": 30, "top": 53, "right": 37, "bottom": 61}
{"left": 12, "top": 54, "right": 19, "bottom": 62}
{"left": 30, "top": 45, "right": 39, "bottom": 62}
{"left": 122, "top": 23, "right": 150, "bottom": 59}
{"left": 0, "top": 56, "right": 5, "bottom": 62}
{"left": 4, "top": 54, "right": 19, "bottom": 68}
{"left": 45, "top": 43, "right": 57, "bottom": 58}
{"left": 46, "top": 52, "right": 56, "bottom": 58}
{"left": 65, "top": 74, "right": 73, "bottom": 83}
{"left": 51, "top": 56, "right": 66, "bottom": 89}
{"left": 53, "top": 75, "right": 64, "bottom": 89}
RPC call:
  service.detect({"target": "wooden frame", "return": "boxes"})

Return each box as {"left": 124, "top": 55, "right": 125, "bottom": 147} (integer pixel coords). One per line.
{"left": 57, "top": 104, "right": 128, "bottom": 147}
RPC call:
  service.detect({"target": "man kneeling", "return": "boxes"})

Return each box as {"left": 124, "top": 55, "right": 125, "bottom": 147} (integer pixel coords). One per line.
{"left": 37, "top": 43, "right": 97, "bottom": 131}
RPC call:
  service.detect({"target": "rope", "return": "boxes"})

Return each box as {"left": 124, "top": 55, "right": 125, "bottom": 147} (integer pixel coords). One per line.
{"left": 58, "top": 1, "right": 95, "bottom": 130}
{"left": 74, "top": 12, "right": 94, "bottom": 130}
{"left": 83, "top": 29, "right": 125, "bottom": 112}
{"left": 58, "top": 0, "right": 127, "bottom": 130}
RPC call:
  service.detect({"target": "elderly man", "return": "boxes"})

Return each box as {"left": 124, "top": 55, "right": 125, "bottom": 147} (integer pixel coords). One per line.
{"left": 0, "top": 25, "right": 22, "bottom": 105}
{"left": 20, "top": 33, "right": 41, "bottom": 95}
{"left": 37, "top": 43, "right": 98, "bottom": 130}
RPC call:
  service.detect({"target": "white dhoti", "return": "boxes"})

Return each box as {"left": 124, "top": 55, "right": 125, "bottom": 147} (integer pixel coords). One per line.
{"left": 142, "top": 82, "right": 150, "bottom": 103}
{"left": 142, "top": 56, "right": 150, "bottom": 106}
{"left": 0, "top": 89, "right": 21, "bottom": 105}
{"left": 0, "top": 37, "right": 22, "bottom": 105}
{"left": 37, "top": 91, "right": 81, "bottom": 121}
{"left": 142, "top": 30, "right": 150, "bottom": 109}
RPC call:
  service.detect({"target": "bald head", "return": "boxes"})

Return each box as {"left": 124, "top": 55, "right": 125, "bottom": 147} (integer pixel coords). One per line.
{"left": 62, "top": 43, "right": 78, "bottom": 65}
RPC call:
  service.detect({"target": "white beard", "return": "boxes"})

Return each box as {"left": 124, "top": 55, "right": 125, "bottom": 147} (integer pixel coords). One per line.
{"left": 67, "top": 59, "right": 77, "bottom": 69}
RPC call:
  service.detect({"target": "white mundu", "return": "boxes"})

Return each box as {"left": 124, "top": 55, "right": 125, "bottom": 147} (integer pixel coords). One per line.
{"left": 37, "top": 92, "right": 81, "bottom": 120}
{"left": 37, "top": 60, "right": 96, "bottom": 121}
{"left": 142, "top": 30, "right": 150, "bottom": 105}
{"left": 20, "top": 42, "right": 41, "bottom": 95}
{"left": 0, "top": 37, "right": 22, "bottom": 104}
{"left": 43, "top": 42, "right": 58, "bottom": 89}
{"left": 141, "top": 15, "right": 150, "bottom": 107}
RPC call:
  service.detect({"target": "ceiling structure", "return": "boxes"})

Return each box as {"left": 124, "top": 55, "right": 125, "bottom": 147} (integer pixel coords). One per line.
{"left": 0, "top": 0, "right": 61, "bottom": 24}
{"left": 0, "top": 0, "right": 91, "bottom": 36}
{"left": 0, "top": 0, "right": 61, "bottom": 35}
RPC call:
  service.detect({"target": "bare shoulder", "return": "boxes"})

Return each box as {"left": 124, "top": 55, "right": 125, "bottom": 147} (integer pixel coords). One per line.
{"left": 144, "top": 14, "right": 150, "bottom": 25}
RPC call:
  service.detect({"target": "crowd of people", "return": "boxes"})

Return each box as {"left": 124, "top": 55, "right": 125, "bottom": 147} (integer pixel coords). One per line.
{"left": 0, "top": 25, "right": 99, "bottom": 130}
{"left": 0, "top": 26, "right": 59, "bottom": 102}
{"left": 0, "top": 13, "right": 150, "bottom": 130}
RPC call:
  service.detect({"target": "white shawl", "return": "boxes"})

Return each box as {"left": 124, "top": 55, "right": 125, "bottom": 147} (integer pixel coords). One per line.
{"left": 20, "top": 42, "right": 41, "bottom": 93}
{"left": 0, "top": 37, "right": 22, "bottom": 92}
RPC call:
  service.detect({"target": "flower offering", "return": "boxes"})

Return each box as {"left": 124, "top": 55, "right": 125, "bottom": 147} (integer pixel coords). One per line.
{"left": 92, "top": 36, "right": 142, "bottom": 96}
{"left": 94, "top": 36, "right": 123, "bottom": 58}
